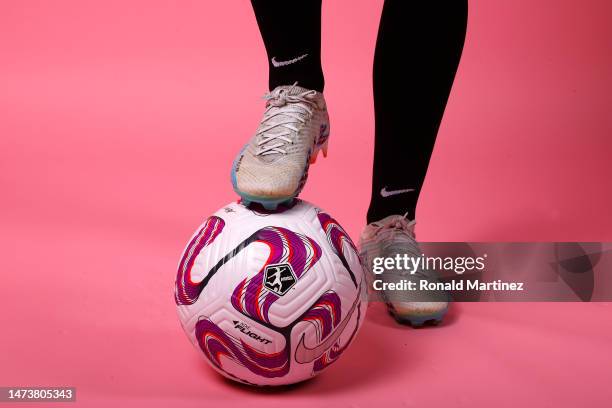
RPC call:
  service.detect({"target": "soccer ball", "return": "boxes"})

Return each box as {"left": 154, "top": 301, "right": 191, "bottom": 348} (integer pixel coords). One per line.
{"left": 174, "top": 199, "right": 367, "bottom": 386}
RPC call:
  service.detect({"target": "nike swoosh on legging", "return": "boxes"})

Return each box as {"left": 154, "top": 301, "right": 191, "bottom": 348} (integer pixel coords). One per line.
{"left": 271, "top": 54, "right": 309, "bottom": 67}
{"left": 380, "top": 187, "right": 415, "bottom": 198}
{"left": 294, "top": 295, "right": 360, "bottom": 364}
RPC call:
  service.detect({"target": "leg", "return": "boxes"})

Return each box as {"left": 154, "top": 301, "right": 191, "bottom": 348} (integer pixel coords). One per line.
{"left": 251, "top": 0, "right": 324, "bottom": 92}
{"left": 232, "top": 1, "right": 329, "bottom": 209}
{"left": 367, "top": 0, "right": 468, "bottom": 223}
{"left": 360, "top": 0, "right": 468, "bottom": 326}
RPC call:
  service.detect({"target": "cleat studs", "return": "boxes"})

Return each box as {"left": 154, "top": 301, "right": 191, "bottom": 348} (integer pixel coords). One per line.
{"left": 309, "top": 151, "right": 318, "bottom": 164}
{"left": 238, "top": 197, "right": 296, "bottom": 212}
{"left": 281, "top": 198, "right": 295, "bottom": 207}
{"left": 262, "top": 202, "right": 278, "bottom": 211}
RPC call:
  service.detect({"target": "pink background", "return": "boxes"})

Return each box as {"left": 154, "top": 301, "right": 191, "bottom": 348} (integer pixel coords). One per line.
{"left": 1, "top": 0, "right": 611, "bottom": 407}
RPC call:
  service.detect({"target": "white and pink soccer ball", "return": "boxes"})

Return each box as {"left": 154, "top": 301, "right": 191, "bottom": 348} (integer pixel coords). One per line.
{"left": 174, "top": 200, "right": 367, "bottom": 386}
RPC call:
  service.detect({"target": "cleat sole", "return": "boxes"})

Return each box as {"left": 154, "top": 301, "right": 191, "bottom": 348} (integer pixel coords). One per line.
{"left": 238, "top": 195, "right": 295, "bottom": 211}
{"left": 388, "top": 307, "right": 447, "bottom": 328}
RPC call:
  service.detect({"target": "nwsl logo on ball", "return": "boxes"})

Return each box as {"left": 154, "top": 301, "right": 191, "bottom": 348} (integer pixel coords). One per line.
{"left": 263, "top": 264, "right": 297, "bottom": 296}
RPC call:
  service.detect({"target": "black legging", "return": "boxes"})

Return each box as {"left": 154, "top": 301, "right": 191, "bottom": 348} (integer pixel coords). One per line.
{"left": 250, "top": 0, "right": 468, "bottom": 222}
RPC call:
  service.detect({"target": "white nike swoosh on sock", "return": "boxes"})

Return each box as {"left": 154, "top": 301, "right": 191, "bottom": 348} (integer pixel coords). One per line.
{"left": 271, "top": 54, "right": 309, "bottom": 67}
{"left": 380, "top": 187, "right": 415, "bottom": 198}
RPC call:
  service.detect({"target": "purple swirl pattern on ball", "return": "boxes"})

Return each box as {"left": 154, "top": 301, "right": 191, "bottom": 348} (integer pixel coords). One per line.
{"left": 316, "top": 211, "right": 360, "bottom": 287}
{"left": 301, "top": 291, "right": 348, "bottom": 373}
{"left": 196, "top": 319, "right": 290, "bottom": 379}
{"left": 175, "top": 216, "right": 225, "bottom": 305}
{"left": 231, "top": 226, "right": 322, "bottom": 324}
{"left": 196, "top": 290, "right": 362, "bottom": 380}
{"left": 187, "top": 221, "right": 363, "bottom": 381}
{"left": 302, "top": 291, "right": 342, "bottom": 339}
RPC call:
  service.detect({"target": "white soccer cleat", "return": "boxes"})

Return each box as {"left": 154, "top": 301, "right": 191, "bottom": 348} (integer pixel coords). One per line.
{"left": 360, "top": 214, "right": 449, "bottom": 327}
{"left": 231, "top": 83, "right": 330, "bottom": 210}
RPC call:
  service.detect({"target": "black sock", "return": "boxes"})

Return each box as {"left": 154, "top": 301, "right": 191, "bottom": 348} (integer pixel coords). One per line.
{"left": 367, "top": 0, "right": 468, "bottom": 223}
{"left": 251, "top": 0, "right": 325, "bottom": 92}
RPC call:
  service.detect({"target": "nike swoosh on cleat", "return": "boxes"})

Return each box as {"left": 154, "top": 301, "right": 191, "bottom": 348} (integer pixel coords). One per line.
{"left": 294, "top": 295, "right": 360, "bottom": 364}
{"left": 271, "top": 54, "right": 309, "bottom": 67}
{"left": 380, "top": 187, "right": 415, "bottom": 198}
